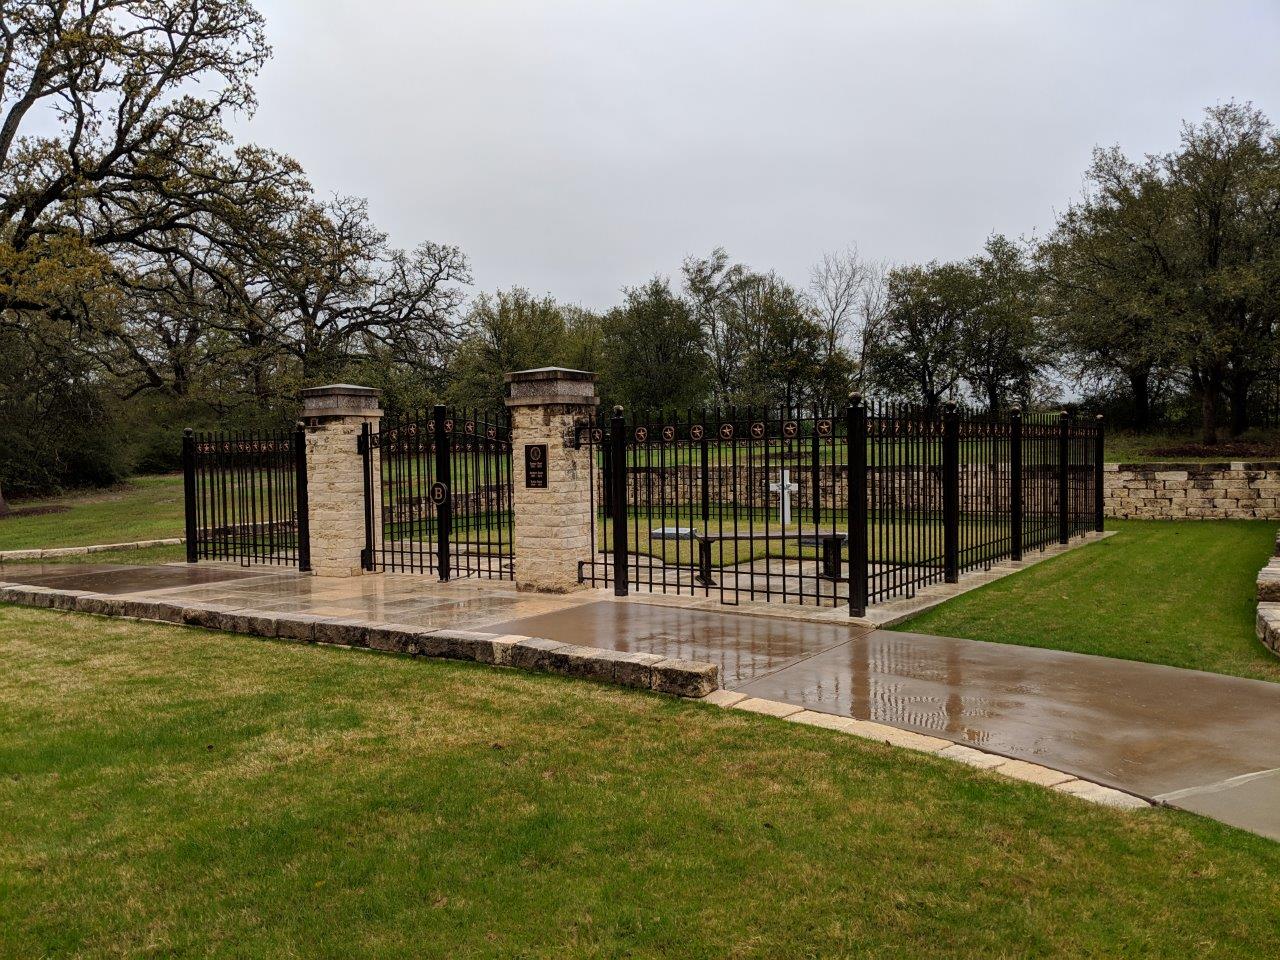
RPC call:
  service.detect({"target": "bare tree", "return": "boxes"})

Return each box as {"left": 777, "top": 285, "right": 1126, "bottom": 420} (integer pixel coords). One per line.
{"left": 808, "top": 246, "right": 865, "bottom": 359}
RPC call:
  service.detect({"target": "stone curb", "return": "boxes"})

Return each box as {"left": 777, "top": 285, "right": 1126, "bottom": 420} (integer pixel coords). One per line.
{"left": 0, "top": 538, "right": 184, "bottom": 562}
{"left": 0, "top": 582, "right": 719, "bottom": 699}
{"left": 709, "top": 697, "right": 1152, "bottom": 812}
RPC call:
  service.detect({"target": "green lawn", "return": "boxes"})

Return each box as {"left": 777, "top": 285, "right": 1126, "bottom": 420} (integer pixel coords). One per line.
{"left": 0, "top": 606, "right": 1277, "bottom": 957}
{"left": 0, "top": 474, "right": 184, "bottom": 550}
{"left": 1105, "top": 428, "right": 1280, "bottom": 463}
{"left": 895, "top": 519, "right": 1280, "bottom": 683}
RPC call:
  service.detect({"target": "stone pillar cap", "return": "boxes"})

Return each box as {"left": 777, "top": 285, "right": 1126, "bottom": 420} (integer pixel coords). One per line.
{"left": 504, "top": 368, "right": 598, "bottom": 407}
{"left": 300, "top": 383, "right": 383, "bottom": 420}
{"left": 300, "top": 383, "right": 383, "bottom": 398}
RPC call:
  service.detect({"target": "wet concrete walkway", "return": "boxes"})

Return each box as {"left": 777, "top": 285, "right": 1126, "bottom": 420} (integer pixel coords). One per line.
{"left": 3, "top": 562, "right": 1278, "bottom": 840}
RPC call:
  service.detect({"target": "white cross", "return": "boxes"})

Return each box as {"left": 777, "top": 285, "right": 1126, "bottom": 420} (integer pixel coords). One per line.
{"left": 769, "top": 469, "right": 799, "bottom": 527}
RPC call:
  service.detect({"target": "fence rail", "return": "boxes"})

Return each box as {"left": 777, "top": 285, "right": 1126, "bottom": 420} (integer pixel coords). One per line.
{"left": 578, "top": 399, "right": 1103, "bottom": 615}
{"left": 182, "top": 426, "right": 309, "bottom": 569}
{"left": 360, "top": 405, "right": 514, "bottom": 580}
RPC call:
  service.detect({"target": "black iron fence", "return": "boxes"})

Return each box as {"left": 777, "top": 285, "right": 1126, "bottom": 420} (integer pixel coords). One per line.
{"left": 577, "top": 399, "right": 1103, "bottom": 615}
{"left": 182, "top": 426, "right": 310, "bottom": 569}
{"left": 359, "top": 405, "right": 514, "bottom": 580}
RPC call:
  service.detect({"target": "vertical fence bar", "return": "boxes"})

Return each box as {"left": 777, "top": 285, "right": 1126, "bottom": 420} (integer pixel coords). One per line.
{"left": 434, "top": 404, "right": 452, "bottom": 582}
{"left": 182, "top": 428, "right": 198, "bottom": 563}
{"left": 848, "top": 395, "right": 868, "bottom": 616}
{"left": 1094, "top": 414, "right": 1106, "bottom": 533}
{"left": 294, "top": 422, "right": 311, "bottom": 572}
{"left": 610, "top": 406, "right": 629, "bottom": 596}
{"left": 360, "top": 422, "right": 375, "bottom": 571}
{"left": 1010, "top": 407, "right": 1023, "bottom": 562}
{"left": 943, "top": 401, "right": 960, "bottom": 584}
{"left": 1058, "top": 410, "right": 1070, "bottom": 544}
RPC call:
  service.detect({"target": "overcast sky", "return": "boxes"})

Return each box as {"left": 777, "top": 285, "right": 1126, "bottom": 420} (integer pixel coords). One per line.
{"left": 233, "top": 0, "right": 1280, "bottom": 309}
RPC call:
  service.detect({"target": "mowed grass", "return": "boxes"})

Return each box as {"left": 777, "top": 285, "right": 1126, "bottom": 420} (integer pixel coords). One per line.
{"left": 1, "top": 607, "right": 1278, "bottom": 958}
{"left": 0, "top": 474, "right": 184, "bottom": 550}
{"left": 896, "top": 519, "right": 1280, "bottom": 683}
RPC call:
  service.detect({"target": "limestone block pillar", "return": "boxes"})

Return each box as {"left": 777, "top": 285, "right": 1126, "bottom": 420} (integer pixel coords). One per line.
{"left": 299, "top": 384, "right": 383, "bottom": 578}
{"left": 505, "top": 368, "right": 598, "bottom": 593}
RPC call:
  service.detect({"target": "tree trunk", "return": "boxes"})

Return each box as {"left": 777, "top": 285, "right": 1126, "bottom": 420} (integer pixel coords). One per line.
{"left": 1127, "top": 368, "right": 1151, "bottom": 431}
{"left": 1200, "top": 373, "right": 1222, "bottom": 446}
{"left": 0, "top": 481, "right": 10, "bottom": 517}
{"left": 1228, "top": 369, "right": 1251, "bottom": 437}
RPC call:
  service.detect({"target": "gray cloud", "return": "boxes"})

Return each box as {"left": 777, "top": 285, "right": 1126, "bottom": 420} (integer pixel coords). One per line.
{"left": 232, "top": 0, "right": 1280, "bottom": 308}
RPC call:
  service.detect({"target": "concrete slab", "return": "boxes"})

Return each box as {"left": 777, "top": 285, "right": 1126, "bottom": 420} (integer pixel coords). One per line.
{"left": 733, "top": 629, "right": 1280, "bottom": 815}
{"left": 485, "top": 599, "right": 873, "bottom": 686}
{"left": 1156, "top": 769, "right": 1280, "bottom": 841}
{"left": 0, "top": 562, "right": 270, "bottom": 593}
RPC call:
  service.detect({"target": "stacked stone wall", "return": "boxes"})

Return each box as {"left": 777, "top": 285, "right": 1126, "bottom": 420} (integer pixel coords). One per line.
{"left": 1104, "top": 462, "right": 1280, "bottom": 520}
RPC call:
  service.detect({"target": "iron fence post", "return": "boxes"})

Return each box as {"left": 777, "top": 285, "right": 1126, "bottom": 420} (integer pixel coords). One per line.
{"left": 943, "top": 401, "right": 960, "bottom": 583}
{"left": 182, "top": 428, "right": 198, "bottom": 563}
{"left": 610, "top": 406, "right": 629, "bottom": 596}
{"left": 1010, "top": 407, "right": 1023, "bottom": 562}
{"left": 811, "top": 425, "right": 822, "bottom": 526}
{"left": 1094, "top": 414, "right": 1106, "bottom": 533}
{"left": 434, "top": 404, "right": 452, "bottom": 582}
{"left": 294, "top": 422, "right": 311, "bottom": 572}
{"left": 1058, "top": 410, "right": 1070, "bottom": 544}
{"left": 360, "top": 422, "right": 374, "bottom": 571}
{"left": 848, "top": 395, "right": 869, "bottom": 616}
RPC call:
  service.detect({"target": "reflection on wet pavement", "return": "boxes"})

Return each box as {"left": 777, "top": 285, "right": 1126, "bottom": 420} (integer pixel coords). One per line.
{"left": 736, "top": 630, "right": 1280, "bottom": 802}
{"left": 487, "top": 601, "right": 873, "bottom": 687}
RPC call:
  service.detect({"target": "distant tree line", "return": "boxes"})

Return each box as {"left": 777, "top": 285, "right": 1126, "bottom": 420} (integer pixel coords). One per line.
{"left": 2, "top": 3, "right": 1277, "bottom": 508}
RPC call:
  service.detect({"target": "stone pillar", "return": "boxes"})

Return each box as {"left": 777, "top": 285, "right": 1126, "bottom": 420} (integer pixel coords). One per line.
{"left": 505, "top": 368, "right": 598, "bottom": 593}
{"left": 299, "top": 384, "right": 383, "bottom": 578}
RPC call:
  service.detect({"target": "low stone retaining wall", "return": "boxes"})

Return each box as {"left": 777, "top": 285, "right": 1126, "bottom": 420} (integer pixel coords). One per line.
{"left": 0, "top": 580, "right": 719, "bottom": 698}
{"left": 1105, "top": 462, "right": 1280, "bottom": 520}
{"left": 0, "top": 537, "right": 185, "bottom": 562}
{"left": 1256, "top": 531, "right": 1280, "bottom": 659}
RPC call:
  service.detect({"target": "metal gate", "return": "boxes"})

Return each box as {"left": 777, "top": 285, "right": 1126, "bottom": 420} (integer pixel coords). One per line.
{"left": 577, "top": 400, "right": 1104, "bottom": 616}
{"left": 359, "top": 405, "right": 514, "bottom": 580}
{"left": 182, "top": 426, "right": 310, "bottom": 569}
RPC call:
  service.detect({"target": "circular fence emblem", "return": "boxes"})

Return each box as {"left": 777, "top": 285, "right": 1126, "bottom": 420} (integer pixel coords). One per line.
{"left": 430, "top": 481, "right": 448, "bottom": 505}
{"left": 689, "top": 424, "right": 705, "bottom": 441}
{"left": 486, "top": 426, "right": 497, "bottom": 439}
{"left": 750, "top": 422, "right": 765, "bottom": 439}
{"left": 634, "top": 426, "right": 648, "bottom": 443}
{"left": 719, "top": 423, "right": 734, "bottom": 440}
{"left": 816, "top": 419, "right": 832, "bottom": 437}
{"left": 591, "top": 427, "right": 603, "bottom": 443}
{"left": 465, "top": 420, "right": 476, "bottom": 435}
{"left": 661, "top": 425, "right": 676, "bottom": 442}
{"left": 443, "top": 418, "right": 454, "bottom": 434}
{"left": 783, "top": 421, "right": 798, "bottom": 438}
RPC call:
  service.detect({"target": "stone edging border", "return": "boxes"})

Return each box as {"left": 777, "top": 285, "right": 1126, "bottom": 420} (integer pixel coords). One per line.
{"left": 0, "top": 581, "right": 718, "bottom": 698}
{"left": 703, "top": 691, "right": 1152, "bottom": 811}
{"left": 0, "top": 538, "right": 184, "bottom": 562}
{"left": 1255, "top": 530, "right": 1280, "bottom": 660}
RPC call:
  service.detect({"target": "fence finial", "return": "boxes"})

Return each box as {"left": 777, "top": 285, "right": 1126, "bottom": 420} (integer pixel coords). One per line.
{"left": 183, "top": 427, "right": 193, "bottom": 437}
{"left": 612, "top": 405, "right": 625, "bottom": 417}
